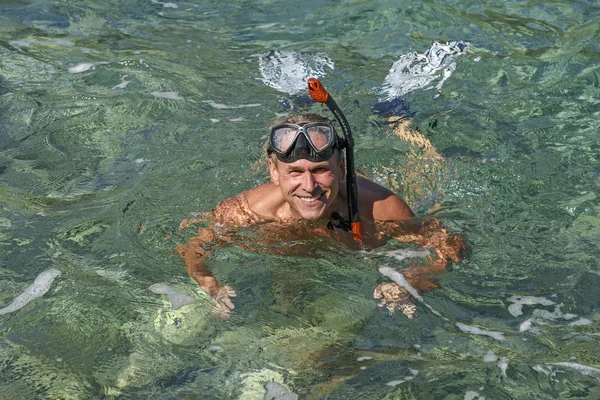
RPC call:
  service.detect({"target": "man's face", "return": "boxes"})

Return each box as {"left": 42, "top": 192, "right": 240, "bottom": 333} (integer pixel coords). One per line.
{"left": 269, "top": 154, "right": 344, "bottom": 220}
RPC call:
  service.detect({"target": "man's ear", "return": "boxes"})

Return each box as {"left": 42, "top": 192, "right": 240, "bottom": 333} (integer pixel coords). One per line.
{"left": 268, "top": 158, "right": 280, "bottom": 185}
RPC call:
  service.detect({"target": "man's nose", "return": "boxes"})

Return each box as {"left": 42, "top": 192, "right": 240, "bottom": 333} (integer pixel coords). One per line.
{"left": 301, "top": 171, "right": 317, "bottom": 191}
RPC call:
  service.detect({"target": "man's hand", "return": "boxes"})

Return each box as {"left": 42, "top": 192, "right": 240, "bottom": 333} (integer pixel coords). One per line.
{"left": 209, "top": 285, "right": 237, "bottom": 319}
{"left": 373, "top": 282, "right": 417, "bottom": 319}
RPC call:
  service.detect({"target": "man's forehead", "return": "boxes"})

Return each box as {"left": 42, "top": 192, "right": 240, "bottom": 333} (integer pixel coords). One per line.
{"left": 281, "top": 158, "right": 333, "bottom": 170}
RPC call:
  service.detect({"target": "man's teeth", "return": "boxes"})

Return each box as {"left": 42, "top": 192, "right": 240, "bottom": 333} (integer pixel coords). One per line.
{"left": 298, "top": 194, "right": 322, "bottom": 202}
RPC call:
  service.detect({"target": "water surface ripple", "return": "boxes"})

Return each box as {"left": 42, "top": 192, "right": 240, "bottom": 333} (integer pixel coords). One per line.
{"left": 1, "top": 0, "right": 599, "bottom": 398}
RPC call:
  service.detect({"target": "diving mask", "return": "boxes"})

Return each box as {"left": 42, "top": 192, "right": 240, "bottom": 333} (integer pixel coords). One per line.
{"left": 267, "top": 122, "right": 345, "bottom": 163}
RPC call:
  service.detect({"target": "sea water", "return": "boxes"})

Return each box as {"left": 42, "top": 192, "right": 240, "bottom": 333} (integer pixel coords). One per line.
{"left": 1, "top": 0, "right": 599, "bottom": 398}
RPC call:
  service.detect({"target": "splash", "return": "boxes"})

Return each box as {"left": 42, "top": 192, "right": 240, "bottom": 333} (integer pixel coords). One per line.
{"left": 258, "top": 51, "right": 334, "bottom": 96}
{"left": 379, "top": 40, "right": 469, "bottom": 100}
{"left": 0, "top": 268, "right": 61, "bottom": 315}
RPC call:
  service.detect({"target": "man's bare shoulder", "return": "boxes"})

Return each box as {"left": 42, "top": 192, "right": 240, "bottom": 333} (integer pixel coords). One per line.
{"left": 211, "top": 184, "right": 279, "bottom": 226}
{"left": 237, "top": 182, "right": 284, "bottom": 220}
{"left": 357, "top": 176, "right": 414, "bottom": 221}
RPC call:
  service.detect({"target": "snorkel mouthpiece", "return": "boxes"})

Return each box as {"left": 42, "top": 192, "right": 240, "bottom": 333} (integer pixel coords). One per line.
{"left": 307, "top": 78, "right": 363, "bottom": 243}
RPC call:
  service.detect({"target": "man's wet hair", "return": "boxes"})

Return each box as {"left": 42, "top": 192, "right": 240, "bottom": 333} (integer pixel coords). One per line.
{"left": 279, "top": 113, "right": 330, "bottom": 126}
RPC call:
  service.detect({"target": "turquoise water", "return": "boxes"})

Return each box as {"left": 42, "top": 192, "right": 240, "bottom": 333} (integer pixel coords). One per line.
{"left": 1, "top": 0, "right": 600, "bottom": 398}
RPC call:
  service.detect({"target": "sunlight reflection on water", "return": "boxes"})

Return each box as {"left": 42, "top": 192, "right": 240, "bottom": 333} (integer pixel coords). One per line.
{"left": 1, "top": 0, "right": 599, "bottom": 398}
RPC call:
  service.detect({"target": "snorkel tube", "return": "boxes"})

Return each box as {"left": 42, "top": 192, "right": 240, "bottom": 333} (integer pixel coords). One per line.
{"left": 307, "top": 78, "right": 363, "bottom": 242}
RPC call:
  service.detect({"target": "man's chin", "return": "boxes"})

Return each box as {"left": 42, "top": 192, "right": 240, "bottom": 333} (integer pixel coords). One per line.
{"left": 294, "top": 203, "right": 327, "bottom": 220}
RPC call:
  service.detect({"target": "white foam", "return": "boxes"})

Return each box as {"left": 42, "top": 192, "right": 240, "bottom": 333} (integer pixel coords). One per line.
{"left": 509, "top": 294, "right": 583, "bottom": 332}
{"left": 532, "top": 306, "right": 576, "bottom": 321}
{"left": 149, "top": 284, "right": 194, "bottom": 309}
{"left": 497, "top": 357, "right": 509, "bottom": 379}
{"left": 202, "top": 100, "right": 261, "bottom": 109}
{"left": 550, "top": 362, "right": 600, "bottom": 376}
{"left": 0, "top": 269, "right": 61, "bottom": 315}
{"left": 357, "top": 356, "right": 372, "bottom": 361}
{"left": 385, "top": 369, "right": 418, "bottom": 387}
{"left": 161, "top": 2, "right": 178, "bottom": 7}
{"left": 464, "top": 391, "right": 485, "bottom": 400}
{"left": 10, "top": 38, "right": 73, "bottom": 48}
{"left": 483, "top": 350, "right": 498, "bottom": 362}
{"left": 257, "top": 23, "right": 277, "bottom": 29}
{"left": 533, "top": 365, "right": 552, "bottom": 376}
{"left": 568, "top": 318, "right": 592, "bottom": 326}
{"left": 386, "top": 380, "right": 405, "bottom": 387}
{"left": 151, "top": 91, "right": 183, "bottom": 100}
{"left": 506, "top": 295, "right": 555, "bottom": 317}
{"left": 258, "top": 51, "right": 334, "bottom": 95}
{"left": 519, "top": 319, "right": 533, "bottom": 332}
{"left": 51, "top": 39, "right": 75, "bottom": 46}
{"left": 380, "top": 249, "right": 430, "bottom": 262}
{"left": 456, "top": 322, "right": 505, "bottom": 341}
{"left": 10, "top": 39, "right": 38, "bottom": 48}
{"left": 380, "top": 40, "right": 469, "bottom": 100}
{"left": 68, "top": 63, "right": 94, "bottom": 73}
{"left": 113, "top": 75, "right": 130, "bottom": 89}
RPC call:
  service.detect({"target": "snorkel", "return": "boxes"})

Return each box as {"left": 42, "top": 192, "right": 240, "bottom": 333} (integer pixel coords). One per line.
{"left": 307, "top": 78, "right": 363, "bottom": 242}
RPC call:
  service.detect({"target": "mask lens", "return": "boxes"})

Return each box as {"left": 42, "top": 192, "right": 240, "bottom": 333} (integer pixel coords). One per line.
{"left": 270, "top": 126, "right": 299, "bottom": 153}
{"left": 305, "top": 124, "right": 334, "bottom": 151}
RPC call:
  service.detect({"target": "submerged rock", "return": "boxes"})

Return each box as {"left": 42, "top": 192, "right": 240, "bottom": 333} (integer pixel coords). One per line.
{"left": 149, "top": 284, "right": 195, "bottom": 309}
{"left": 264, "top": 382, "right": 298, "bottom": 400}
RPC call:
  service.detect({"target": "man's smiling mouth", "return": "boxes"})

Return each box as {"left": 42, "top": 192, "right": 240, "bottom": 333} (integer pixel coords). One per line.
{"left": 297, "top": 193, "right": 324, "bottom": 203}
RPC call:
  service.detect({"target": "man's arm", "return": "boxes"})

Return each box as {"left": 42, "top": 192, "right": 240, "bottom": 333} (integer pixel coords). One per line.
{"left": 176, "top": 231, "right": 237, "bottom": 318}
{"left": 177, "top": 195, "right": 258, "bottom": 318}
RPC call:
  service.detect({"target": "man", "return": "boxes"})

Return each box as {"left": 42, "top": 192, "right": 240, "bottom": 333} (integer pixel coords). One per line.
{"left": 177, "top": 113, "right": 464, "bottom": 318}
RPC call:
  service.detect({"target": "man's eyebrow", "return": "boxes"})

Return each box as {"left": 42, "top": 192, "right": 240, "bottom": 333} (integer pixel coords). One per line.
{"left": 285, "top": 163, "right": 330, "bottom": 172}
